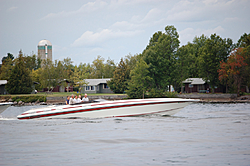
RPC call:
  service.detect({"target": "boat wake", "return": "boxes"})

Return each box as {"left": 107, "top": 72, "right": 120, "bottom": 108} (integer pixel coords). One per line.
{"left": 0, "top": 115, "right": 18, "bottom": 121}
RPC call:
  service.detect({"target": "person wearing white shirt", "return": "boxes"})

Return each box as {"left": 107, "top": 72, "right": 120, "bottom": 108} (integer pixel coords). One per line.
{"left": 77, "top": 95, "right": 82, "bottom": 103}
{"left": 82, "top": 93, "right": 89, "bottom": 102}
{"left": 69, "top": 94, "right": 75, "bottom": 105}
{"left": 73, "top": 95, "right": 78, "bottom": 103}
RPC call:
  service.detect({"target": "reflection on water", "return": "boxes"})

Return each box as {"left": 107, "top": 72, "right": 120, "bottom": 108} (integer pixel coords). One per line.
{"left": 0, "top": 103, "right": 250, "bottom": 166}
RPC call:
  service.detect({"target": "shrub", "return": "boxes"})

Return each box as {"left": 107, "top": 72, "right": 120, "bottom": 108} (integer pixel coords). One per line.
{"left": 11, "top": 96, "right": 46, "bottom": 103}
{"left": 164, "top": 91, "right": 178, "bottom": 98}
{"left": 147, "top": 89, "right": 165, "bottom": 98}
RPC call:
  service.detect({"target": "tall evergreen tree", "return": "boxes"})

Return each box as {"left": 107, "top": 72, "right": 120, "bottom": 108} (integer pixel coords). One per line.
{"left": 6, "top": 50, "right": 33, "bottom": 94}
{"left": 0, "top": 57, "right": 13, "bottom": 80}
{"left": 1, "top": 53, "right": 14, "bottom": 64}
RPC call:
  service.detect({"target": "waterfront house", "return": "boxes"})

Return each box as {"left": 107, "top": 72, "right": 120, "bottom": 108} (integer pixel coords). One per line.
{"left": 80, "top": 78, "right": 113, "bottom": 94}
{"left": 182, "top": 78, "right": 224, "bottom": 93}
{"left": 182, "top": 78, "right": 210, "bottom": 93}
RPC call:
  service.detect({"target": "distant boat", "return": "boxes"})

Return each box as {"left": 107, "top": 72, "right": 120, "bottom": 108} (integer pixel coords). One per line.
{"left": 0, "top": 102, "right": 13, "bottom": 114}
{"left": 17, "top": 98, "right": 198, "bottom": 120}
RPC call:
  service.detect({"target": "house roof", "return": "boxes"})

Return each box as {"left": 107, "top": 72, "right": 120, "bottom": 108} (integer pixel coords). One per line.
{"left": 182, "top": 78, "right": 208, "bottom": 85}
{"left": 0, "top": 80, "right": 7, "bottom": 85}
{"left": 84, "top": 78, "right": 111, "bottom": 86}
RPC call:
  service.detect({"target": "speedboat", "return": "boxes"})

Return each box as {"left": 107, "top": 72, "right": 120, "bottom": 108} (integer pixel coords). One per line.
{"left": 17, "top": 98, "right": 198, "bottom": 120}
{"left": 0, "top": 102, "right": 13, "bottom": 114}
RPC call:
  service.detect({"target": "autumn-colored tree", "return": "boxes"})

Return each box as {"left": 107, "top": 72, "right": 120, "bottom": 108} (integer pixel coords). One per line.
{"left": 218, "top": 48, "right": 248, "bottom": 95}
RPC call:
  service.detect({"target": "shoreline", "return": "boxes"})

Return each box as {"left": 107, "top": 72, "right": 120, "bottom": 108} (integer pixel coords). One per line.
{"left": 11, "top": 97, "right": 250, "bottom": 106}
{"left": 1, "top": 94, "right": 250, "bottom": 106}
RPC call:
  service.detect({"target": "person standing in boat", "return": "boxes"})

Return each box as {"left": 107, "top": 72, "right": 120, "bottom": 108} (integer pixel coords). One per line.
{"left": 65, "top": 96, "right": 70, "bottom": 105}
{"left": 82, "top": 93, "right": 89, "bottom": 102}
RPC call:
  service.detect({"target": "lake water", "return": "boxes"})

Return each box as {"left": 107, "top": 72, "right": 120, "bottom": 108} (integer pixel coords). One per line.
{"left": 0, "top": 103, "right": 250, "bottom": 166}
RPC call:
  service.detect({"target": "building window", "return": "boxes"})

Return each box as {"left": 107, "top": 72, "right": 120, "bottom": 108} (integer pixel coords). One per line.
{"left": 189, "top": 84, "right": 193, "bottom": 88}
{"left": 96, "top": 85, "right": 99, "bottom": 91}
{"left": 103, "top": 83, "right": 109, "bottom": 89}
{"left": 86, "top": 86, "right": 90, "bottom": 91}
{"left": 86, "top": 86, "right": 95, "bottom": 91}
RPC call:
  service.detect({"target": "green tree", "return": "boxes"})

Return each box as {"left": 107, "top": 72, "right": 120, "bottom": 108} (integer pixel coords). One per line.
{"left": 198, "top": 34, "right": 233, "bottom": 93}
{"left": 103, "top": 58, "right": 116, "bottom": 78}
{"left": 78, "top": 62, "right": 91, "bottom": 79}
{"left": 1, "top": 53, "right": 14, "bottom": 64}
{"left": 5, "top": 50, "right": 33, "bottom": 94}
{"left": 40, "top": 59, "right": 57, "bottom": 91}
{"left": 174, "top": 35, "right": 208, "bottom": 92}
{"left": 237, "top": 33, "right": 250, "bottom": 48}
{"left": 71, "top": 65, "right": 85, "bottom": 90}
{"left": 175, "top": 43, "right": 196, "bottom": 92}
{"left": 24, "top": 54, "right": 41, "bottom": 71}
{"left": 108, "top": 58, "right": 130, "bottom": 93}
{"left": 124, "top": 53, "right": 139, "bottom": 72}
{"left": 31, "top": 68, "right": 43, "bottom": 91}
{"left": 0, "top": 57, "right": 13, "bottom": 80}
{"left": 143, "top": 25, "right": 180, "bottom": 92}
{"left": 62, "top": 57, "right": 74, "bottom": 80}
{"left": 237, "top": 33, "right": 250, "bottom": 93}
{"left": 90, "top": 55, "right": 105, "bottom": 78}
{"left": 127, "top": 58, "right": 152, "bottom": 99}
{"left": 191, "top": 35, "right": 208, "bottom": 77}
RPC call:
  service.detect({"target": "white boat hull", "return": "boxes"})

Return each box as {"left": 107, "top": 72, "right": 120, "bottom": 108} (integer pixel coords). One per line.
{"left": 17, "top": 98, "right": 197, "bottom": 120}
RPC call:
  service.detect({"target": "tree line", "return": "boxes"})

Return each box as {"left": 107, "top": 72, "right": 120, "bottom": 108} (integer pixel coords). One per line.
{"left": 0, "top": 52, "right": 118, "bottom": 93}
{"left": 108, "top": 26, "right": 250, "bottom": 98}
{"left": 0, "top": 25, "right": 249, "bottom": 97}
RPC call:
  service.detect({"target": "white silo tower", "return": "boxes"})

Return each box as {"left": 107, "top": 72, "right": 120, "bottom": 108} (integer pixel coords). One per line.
{"left": 38, "top": 39, "right": 52, "bottom": 61}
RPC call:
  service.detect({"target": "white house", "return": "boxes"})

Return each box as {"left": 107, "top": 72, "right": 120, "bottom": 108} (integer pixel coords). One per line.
{"left": 80, "top": 78, "right": 113, "bottom": 94}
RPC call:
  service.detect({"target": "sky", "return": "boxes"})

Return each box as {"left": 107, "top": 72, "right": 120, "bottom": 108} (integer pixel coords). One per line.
{"left": 1, "top": 0, "right": 250, "bottom": 65}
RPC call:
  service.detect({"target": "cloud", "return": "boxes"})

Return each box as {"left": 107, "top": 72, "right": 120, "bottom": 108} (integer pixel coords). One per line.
{"left": 53, "top": 45, "right": 68, "bottom": 52}
{"left": 71, "top": 29, "right": 142, "bottom": 47}
{"left": 141, "top": 8, "right": 162, "bottom": 23}
{"left": 111, "top": 20, "right": 143, "bottom": 31}
{"left": 223, "top": 17, "right": 241, "bottom": 23}
{"left": 179, "top": 26, "right": 225, "bottom": 45}
{"left": 41, "top": 0, "right": 108, "bottom": 20}
{"left": 165, "top": 0, "right": 240, "bottom": 23}
{"left": 109, "top": 0, "right": 161, "bottom": 8}
{"left": 8, "top": 6, "right": 18, "bottom": 11}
